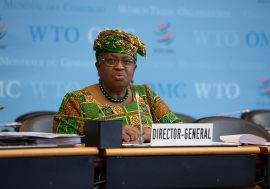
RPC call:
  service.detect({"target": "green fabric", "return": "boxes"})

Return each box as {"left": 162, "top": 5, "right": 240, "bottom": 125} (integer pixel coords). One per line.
{"left": 93, "top": 29, "right": 146, "bottom": 60}
{"left": 53, "top": 84, "right": 182, "bottom": 134}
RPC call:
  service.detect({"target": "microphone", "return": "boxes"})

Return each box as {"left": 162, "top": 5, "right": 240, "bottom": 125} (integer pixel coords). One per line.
{"left": 135, "top": 91, "right": 144, "bottom": 144}
{"left": 0, "top": 106, "right": 4, "bottom": 110}
{"left": 217, "top": 109, "right": 251, "bottom": 116}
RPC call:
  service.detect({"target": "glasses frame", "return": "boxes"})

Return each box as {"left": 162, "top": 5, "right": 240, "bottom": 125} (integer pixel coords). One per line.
{"left": 99, "top": 58, "right": 136, "bottom": 67}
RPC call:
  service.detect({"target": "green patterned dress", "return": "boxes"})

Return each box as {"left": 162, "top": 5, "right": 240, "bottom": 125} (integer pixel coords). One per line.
{"left": 53, "top": 84, "right": 182, "bottom": 134}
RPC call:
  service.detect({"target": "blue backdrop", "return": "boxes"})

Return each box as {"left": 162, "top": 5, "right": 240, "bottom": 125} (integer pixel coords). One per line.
{"left": 1, "top": 0, "right": 270, "bottom": 123}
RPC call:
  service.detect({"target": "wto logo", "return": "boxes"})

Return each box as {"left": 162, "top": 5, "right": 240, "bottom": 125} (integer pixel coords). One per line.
{"left": 258, "top": 77, "right": 270, "bottom": 98}
{"left": 155, "top": 22, "right": 175, "bottom": 45}
{"left": 0, "top": 15, "right": 7, "bottom": 49}
{"left": 0, "top": 15, "right": 7, "bottom": 41}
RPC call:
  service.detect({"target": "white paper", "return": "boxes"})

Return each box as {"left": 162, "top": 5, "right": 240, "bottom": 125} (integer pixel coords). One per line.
{"left": 0, "top": 132, "right": 80, "bottom": 138}
{"left": 220, "top": 134, "right": 267, "bottom": 145}
{"left": 0, "top": 132, "right": 82, "bottom": 145}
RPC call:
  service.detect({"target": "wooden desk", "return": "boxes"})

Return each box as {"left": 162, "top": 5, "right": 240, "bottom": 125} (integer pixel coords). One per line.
{"left": 101, "top": 146, "right": 261, "bottom": 189}
{"left": 0, "top": 146, "right": 98, "bottom": 158}
{"left": 101, "top": 146, "right": 263, "bottom": 156}
{"left": 0, "top": 146, "right": 98, "bottom": 189}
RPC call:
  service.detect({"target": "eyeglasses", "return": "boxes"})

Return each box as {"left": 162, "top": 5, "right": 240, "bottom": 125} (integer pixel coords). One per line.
{"left": 100, "top": 58, "right": 136, "bottom": 67}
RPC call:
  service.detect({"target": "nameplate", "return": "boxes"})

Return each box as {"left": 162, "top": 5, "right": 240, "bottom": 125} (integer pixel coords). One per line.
{"left": 150, "top": 123, "right": 213, "bottom": 146}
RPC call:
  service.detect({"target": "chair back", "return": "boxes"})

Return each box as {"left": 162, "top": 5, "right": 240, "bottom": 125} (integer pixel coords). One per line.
{"left": 15, "top": 111, "right": 56, "bottom": 122}
{"left": 19, "top": 114, "right": 54, "bottom": 133}
{"left": 193, "top": 116, "right": 270, "bottom": 142}
{"left": 174, "top": 113, "right": 195, "bottom": 123}
{"left": 241, "top": 110, "right": 270, "bottom": 130}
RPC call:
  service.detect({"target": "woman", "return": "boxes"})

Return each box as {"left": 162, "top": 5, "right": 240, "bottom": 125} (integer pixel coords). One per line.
{"left": 53, "top": 29, "right": 182, "bottom": 143}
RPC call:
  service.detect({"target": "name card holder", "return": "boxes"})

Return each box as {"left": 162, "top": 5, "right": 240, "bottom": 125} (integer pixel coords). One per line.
{"left": 150, "top": 123, "right": 213, "bottom": 146}
{"left": 84, "top": 120, "right": 122, "bottom": 149}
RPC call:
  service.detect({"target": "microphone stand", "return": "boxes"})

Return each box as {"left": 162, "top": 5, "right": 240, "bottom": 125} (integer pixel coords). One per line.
{"left": 135, "top": 92, "right": 144, "bottom": 144}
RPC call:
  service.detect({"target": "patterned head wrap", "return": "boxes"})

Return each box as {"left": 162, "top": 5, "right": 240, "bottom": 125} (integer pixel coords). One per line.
{"left": 93, "top": 29, "right": 146, "bottom": 61}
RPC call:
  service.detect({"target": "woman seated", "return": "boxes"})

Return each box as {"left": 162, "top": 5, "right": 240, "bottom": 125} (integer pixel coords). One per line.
{"left": 53, "top": 29, "right": 182, "bottom": 143}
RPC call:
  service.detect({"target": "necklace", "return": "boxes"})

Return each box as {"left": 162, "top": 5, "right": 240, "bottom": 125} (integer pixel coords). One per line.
{"left": 99, "top": 79, "right": 129, "bottom": 103}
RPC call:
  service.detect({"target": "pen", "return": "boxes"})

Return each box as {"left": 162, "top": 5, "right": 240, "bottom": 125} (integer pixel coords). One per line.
{"left": 122, "top": 132, "right": 146, "bottom": 141}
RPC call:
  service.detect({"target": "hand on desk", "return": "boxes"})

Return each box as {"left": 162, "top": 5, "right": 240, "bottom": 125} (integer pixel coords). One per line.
{"left": 122, "top": 125, "right": 151, "bottom": 144}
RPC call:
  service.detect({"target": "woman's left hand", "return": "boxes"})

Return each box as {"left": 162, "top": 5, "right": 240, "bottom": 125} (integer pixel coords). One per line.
{"left": 142, "top": 127, "right": 151, "bottom": 143}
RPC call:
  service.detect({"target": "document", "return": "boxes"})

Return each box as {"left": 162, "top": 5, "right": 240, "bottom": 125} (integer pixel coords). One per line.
{"left": 220, "top": 134, "right": 269, "bottom": 145}
{"left": 0, "top": 132, "right": 83, "bottom": 145}
{"left": 122, "top": 143, "right": 151, "bottom": 147}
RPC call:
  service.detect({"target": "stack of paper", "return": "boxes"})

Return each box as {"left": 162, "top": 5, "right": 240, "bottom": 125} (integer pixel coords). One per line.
{"left": 220, "top": 134, "right": 268, "bottom": 146}
{"left": 0, "top": 132, "right": 83, "bottom": 146}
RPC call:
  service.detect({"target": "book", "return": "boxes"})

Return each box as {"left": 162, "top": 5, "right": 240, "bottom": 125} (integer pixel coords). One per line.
{"left": 220, "top": 134, "right": 268, "bottom": 145}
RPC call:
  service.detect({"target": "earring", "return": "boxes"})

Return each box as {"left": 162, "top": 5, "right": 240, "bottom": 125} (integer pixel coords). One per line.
{"left": 131, "top": 80, "right": 134, "bottom": 84}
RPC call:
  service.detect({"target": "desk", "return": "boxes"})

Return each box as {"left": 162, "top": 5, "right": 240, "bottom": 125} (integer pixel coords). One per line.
{"left": 101, "top": 146, "right": 262, "bottom": 189}
{"left": 263, "top": 146, "right": 270, "bottom": 186}
{"left": 0, "top": 146, "right": 98, "bottom": 189}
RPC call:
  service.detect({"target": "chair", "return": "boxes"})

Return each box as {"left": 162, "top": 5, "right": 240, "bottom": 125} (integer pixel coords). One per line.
{"left": 19, "top": 114, "right": 55, "bottom": 133}
{"left": 174, "top": 113, "right": 195, "bottom": 123}
{"left": 241, "top": 110, "right": 270, "bottom": 130}
{"left": 15, "top": 111, "right": 56, "bottom": 123}
{"left": 193, "top": 116, "right": 270, "bottom": 142}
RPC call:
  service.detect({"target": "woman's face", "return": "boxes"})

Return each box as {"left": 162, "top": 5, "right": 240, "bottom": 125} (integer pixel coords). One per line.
{"left": 96, "top": 52, "right": 137, "bottom": 91}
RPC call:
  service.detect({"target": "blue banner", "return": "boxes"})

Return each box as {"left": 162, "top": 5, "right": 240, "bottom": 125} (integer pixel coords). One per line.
{"left": 1, "top": 0, "right": 270, "bottom": 123}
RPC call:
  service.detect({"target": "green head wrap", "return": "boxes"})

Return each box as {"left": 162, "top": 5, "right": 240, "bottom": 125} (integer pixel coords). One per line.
{"left": 93, "top": 29, "right": 146, "bottom": 61}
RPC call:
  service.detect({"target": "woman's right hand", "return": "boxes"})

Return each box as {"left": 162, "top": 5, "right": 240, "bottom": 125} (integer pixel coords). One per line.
{"left": 122, "top": 125, "right": 140, "bottom": 143}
